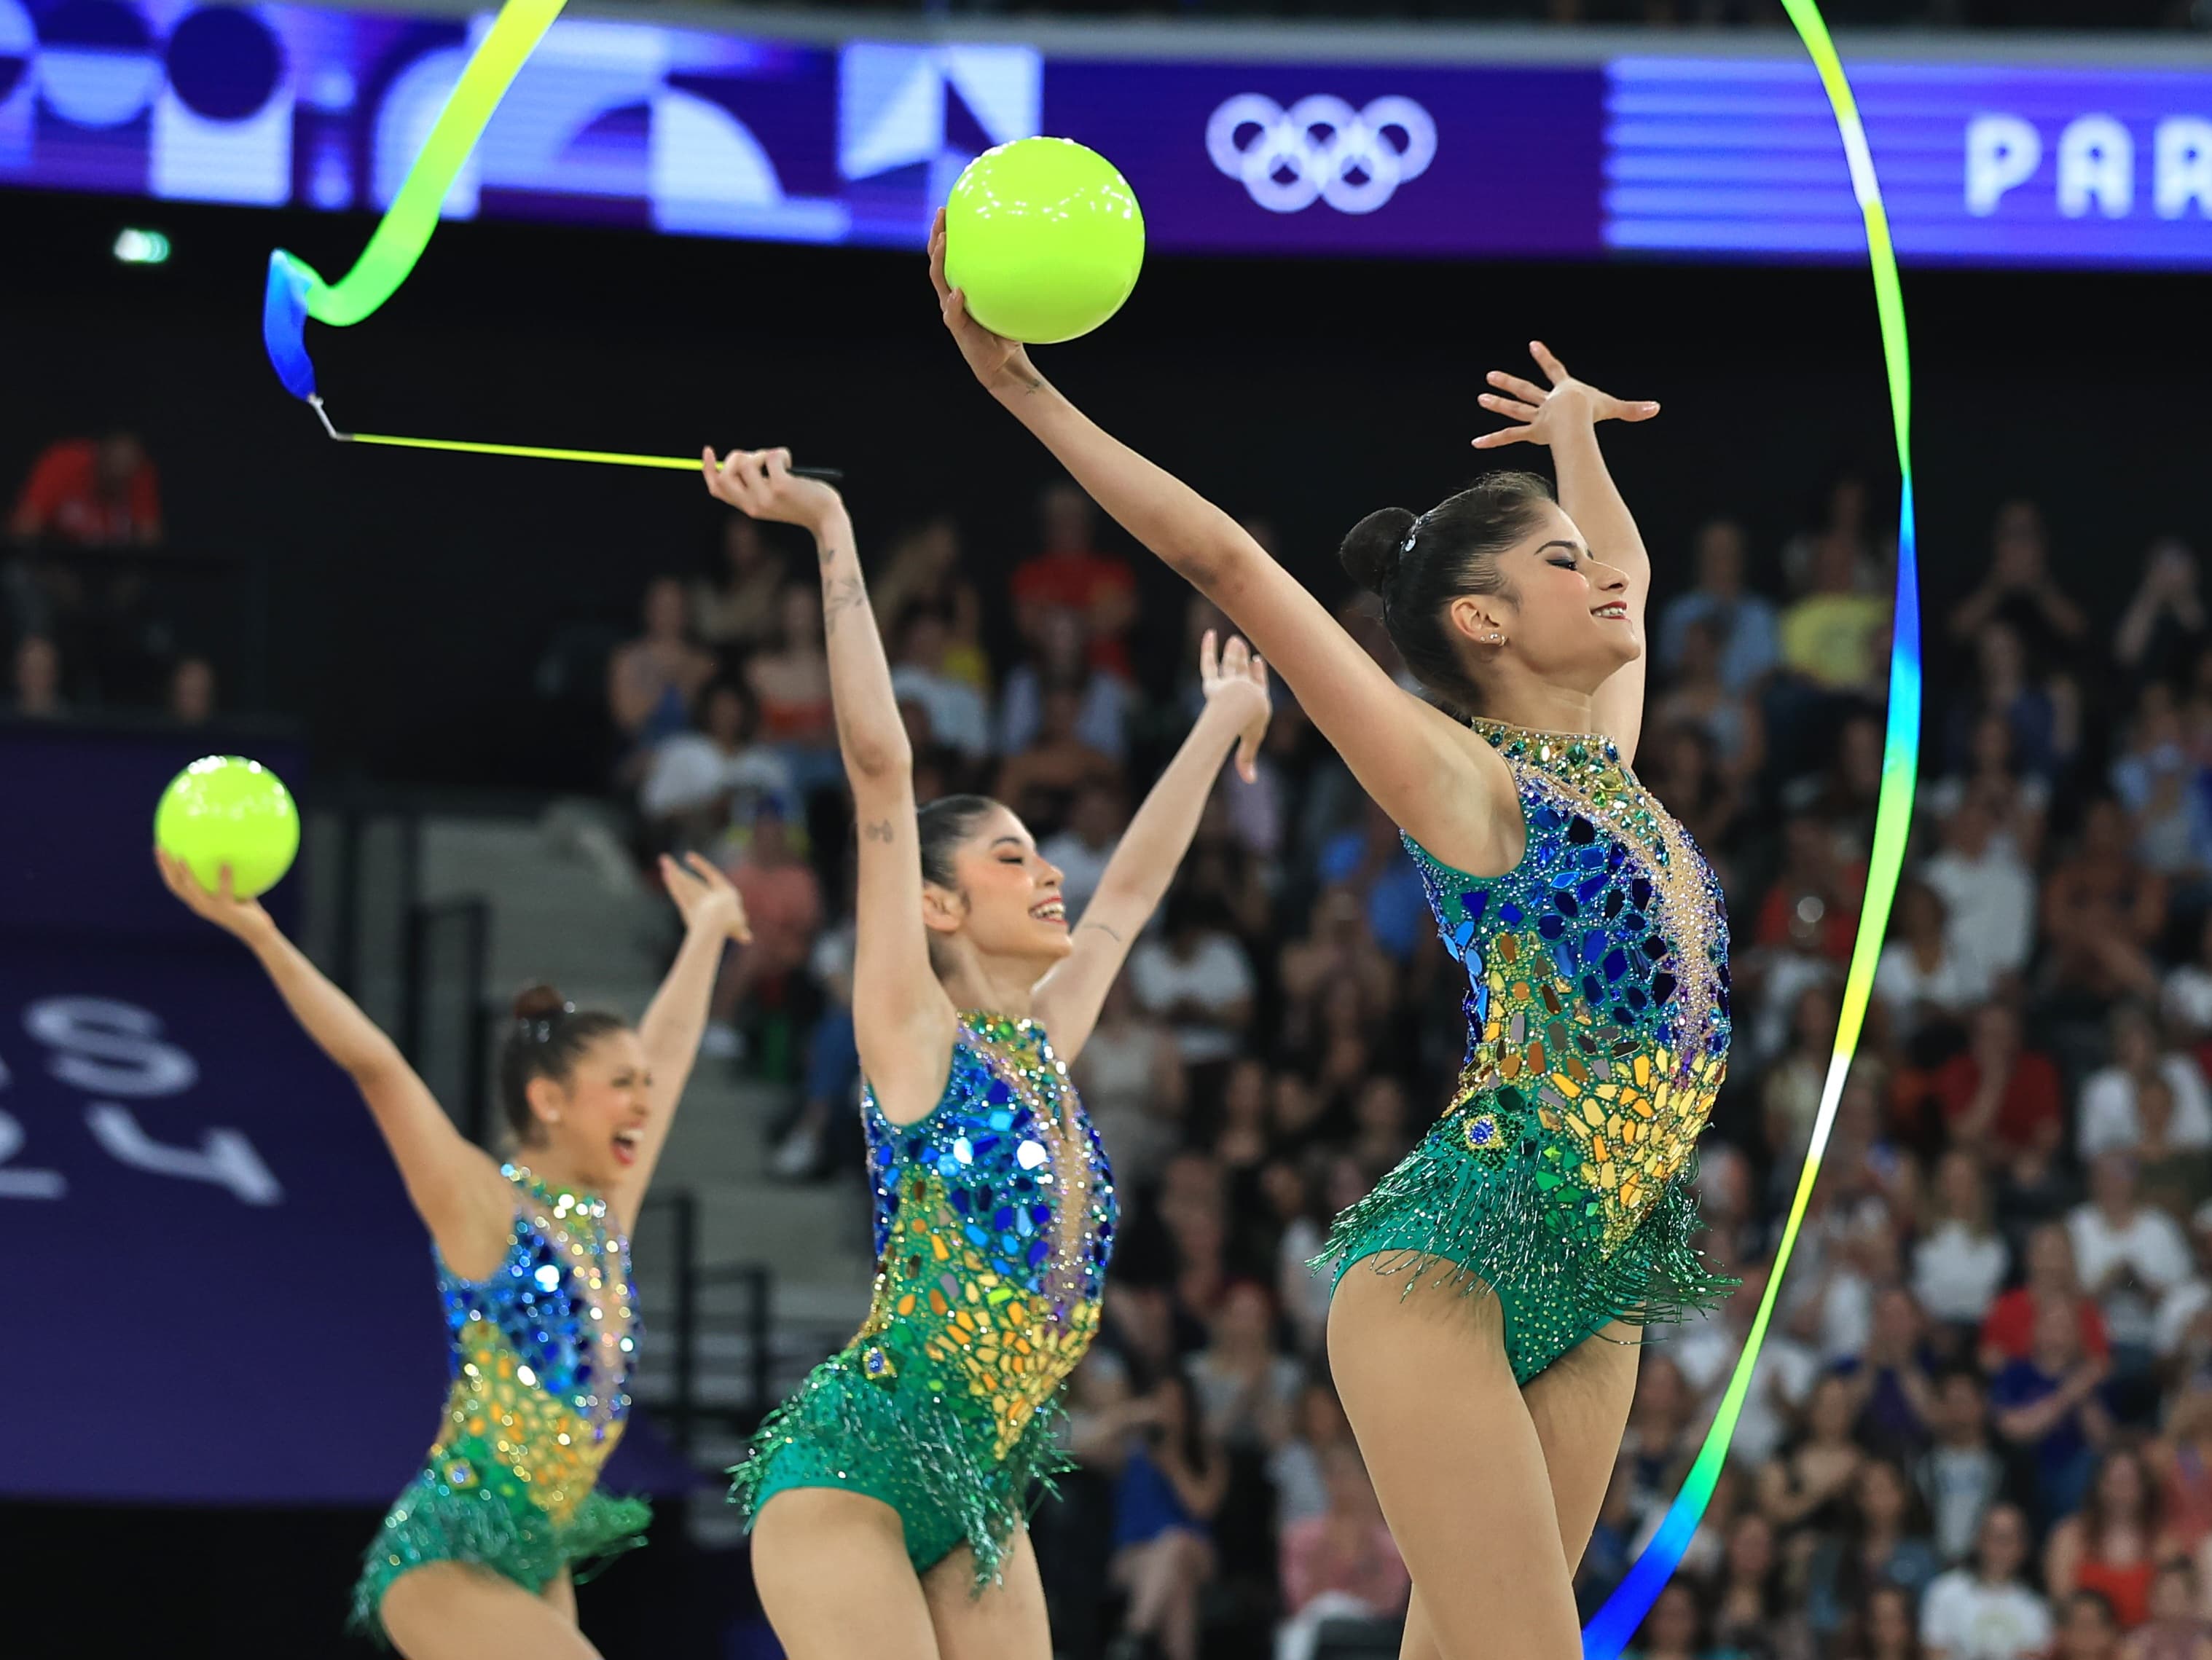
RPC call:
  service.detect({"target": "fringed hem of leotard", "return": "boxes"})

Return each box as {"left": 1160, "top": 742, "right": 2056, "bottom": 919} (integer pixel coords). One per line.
{"left": 1314, "top": 1133, "right": 1736, "bottom": 1369}
{"left": 347, "top": 1482, "right": 651, "bottom": 1645}
{"left": 729, "top": 1347, "right": 1074, "bottom": 1589}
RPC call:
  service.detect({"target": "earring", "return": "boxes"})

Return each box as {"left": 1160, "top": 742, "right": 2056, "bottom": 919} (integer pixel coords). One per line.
{"left": 546, "top": 1110, "right": 562, "bottom": 1123}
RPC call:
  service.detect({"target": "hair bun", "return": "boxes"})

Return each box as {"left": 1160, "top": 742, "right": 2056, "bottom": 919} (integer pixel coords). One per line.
{"left": 511, "top": 983, "right": 568, "bottom": 1023}
{"left": 1338, "top": 507, "right": 1419, "bottom": 597}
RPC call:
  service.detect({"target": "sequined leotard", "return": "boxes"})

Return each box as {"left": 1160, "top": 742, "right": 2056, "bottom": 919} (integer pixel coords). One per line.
{"left": 732, "top": 1014, "right": 1117, "bottom": 1581}
{"left": 1319, "top": 719, "right": 1738, "bottom": 1383}
{"left": 351, "top": 1164, "right": 649, "bottom": 1641}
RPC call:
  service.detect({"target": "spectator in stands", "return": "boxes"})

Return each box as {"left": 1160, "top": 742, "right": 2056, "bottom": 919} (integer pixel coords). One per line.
{"left": 638, "top": 680, "right": 794, "bottom": 857}
{"left": 167, "top": 654, "right": 215, "bottom": 725}
{"left": 1013, "top": 481, "right": 1137, "bottom": 679}
{"left": 861, "top": 516, "right": 989, "bottom": 692}
{"left": 2079, "top": 1004, "right": 2212, "bottom": 1165}
{"left": 1920, "top": 1503, "right": 2052, "bottom": 1660}
{"left": 1765, "top": 981, "right": 1843, "bottom": 1175}
{"left": 1918, "top": 1369, "right": 2004, "bottom": 1566}
{"left": 1762, "top": 1373, "right": 1867, "bottom": 1535}
{"left": 999, "top": 605, "right": 1129, "bottom": 761}
{"left": 691, "top": 516, "right": 787, "bottom": 659}
{"left": 1843, "top": 1582, "right": 1926, "bottom": 1660}
{"left": 1921, "top": 1002, "right": 2063, "bottom": 1176}
{"left": 745, "top": 582, "right": 839, "bottom": 797}
{"left": 1708, "top": 1508, "right": 1797, "bottom": 1657}
{"left": 2113, "top": 685, "right": 2212, "bottom": 883}
{"left": 1915, "top": 1152, "right": 2009, "bottom": 1337}
{"left": 761, "top": 905, "right": 858, "bottom": 1184}
{"left": 1779, "top": 529, "right": 1890, "bottom": 699}
{"left": 1757, "top": 813, "right": 1864, "bottom": 965}
{"left": 7, "top": 634, "right": 63, "bottom": 718}
{"left": 1946, "top": 620, "right": 2074, "bottom": 788}
{"left": 1655, "top": 614, "right": 1766, "bottom": 782}
{"left": 8, "top": 430, "right": 160, "bottom": 547}
{"left": 2047, "top": 1446, "right": 2176, "bottom": 1632}
{"left": 993, "top": 681, "right": 1119, "bottom": 838}
{"left": 1923, "top": 712, "right": 2049, "bottom": 865}
{"left": 1633, "top": 1580, "right": 1712, "bottom": 1660}
{"left": 1268, "top": 1377, "right": 1354, "bottom": 1533}
{"left": 1314, "top": 798, "right": 1428, "bottom": 967}
{"left": 2071, "top": 1153, "right": 2195, "bottom": 1378}
{"left": 1806, "top": 1460, "right": 1941, "bottom": 1640}
{"left": 2059, "top": 1592, "right": 2127, "bottom": 1660}
{"left": 704, "top": 793, "right": 824, "bottom": 1060}
{"left": 1920, "top": 797, "right": 2037, "bottom": 996}
{"left": 1073, "top": 977, "right": 1187, "bottom": 1197}
{"left": 1110, "top": 1369, "right": 1225, "bottom": 1660}
{"left": 2044, "top": 800, "right": 2168, "bottom": 1008}
{"left": 1129, "top": 892, "right": 1255, "bottom": 1088}
{"left": 1641, "top": 720, "right": 1746, "bottom": 868}
{"left": 1846, "top": 1285, "right": 1942, "bottom": 1460}
{"left": 608, "top": 575, "right": 716, "bottom": 781}
{"left": 889, "top": 609, "right": 993, "bottom": 767}
{"left": 1656, "top": 516, "right": 1779, "bottom": 696}
{"left": 2151, "top": 1388, "right": 2212, "bottom": 1557}
{"left": 1192, "top": 1279, "right": 1299, "bottom": 1453}
{"left": 2116, "top": 539, "right": 2207, "bottom": 696}
{"left": 1991, "top": 1298, "right": 2112, "bottom": 1522}
{"left": 1948, "top": 500, "right": 2088, "bottom": 672}
{"left": 1878, "top": 881, "right": 1988, "bottom": 1047}
{"left": 1781, "top": 473, "right": 1886, "bottom": 599}
{"left": 2122, "top": 1562, "right": 2212, "bottom": 1660}
{"left": 1274, "top": 1442, "right": 1409, "bottom": 1660}
{"left": 1983, "top": 1223, "right": 2111, "bottom": 1372}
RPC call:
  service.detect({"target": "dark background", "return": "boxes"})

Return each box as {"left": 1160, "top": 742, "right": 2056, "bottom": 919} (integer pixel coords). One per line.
{"left": 6, "top": 188, "right": 2209, "bottom": 790}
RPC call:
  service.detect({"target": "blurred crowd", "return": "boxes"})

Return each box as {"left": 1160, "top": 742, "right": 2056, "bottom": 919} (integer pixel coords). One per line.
{"left": 3, "top": 430, "right": 226, "bottom": 728}
{"left": 605, "top": 466, "right": 2212, "bottom": 1660}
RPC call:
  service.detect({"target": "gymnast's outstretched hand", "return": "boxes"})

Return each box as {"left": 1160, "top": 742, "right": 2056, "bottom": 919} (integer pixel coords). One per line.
{"left": 928, "top": 207, "right": 1045, "bottom": 401}
{"left": 1472, "top": 340, "right": 1659, "bottom": 451}
{"left": 155, "top": 848, "right": 272, "bottom": 941}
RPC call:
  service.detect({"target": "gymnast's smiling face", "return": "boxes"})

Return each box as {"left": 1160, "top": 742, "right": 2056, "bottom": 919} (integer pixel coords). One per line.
{"left": 920, "top": 800, "right": 1074, "bottom": 979}
{"left": 1468, "top": 500, "right": 1641, "bottom": 691}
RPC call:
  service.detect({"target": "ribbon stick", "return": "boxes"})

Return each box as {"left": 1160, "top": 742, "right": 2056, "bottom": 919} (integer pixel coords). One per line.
{"left": 1581, "top": 4, "right": 1921, "bottom": 1655}
{"left": 263, "top": 0, "right": 565, "bottom": 402}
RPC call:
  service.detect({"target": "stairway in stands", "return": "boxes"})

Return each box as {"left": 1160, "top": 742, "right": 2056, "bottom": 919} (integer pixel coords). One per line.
{"left": 310, "top": 801, "right": 873, "bottom": 1543}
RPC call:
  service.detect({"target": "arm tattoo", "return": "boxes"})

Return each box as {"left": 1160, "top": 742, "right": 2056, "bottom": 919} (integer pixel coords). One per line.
{"left": 1075, "top": 919, "right": 1122, "bottom": 943}
{"left": 863, "top": 819, "right": 895, "bottom": 843}
{"left": 821, "top": 573, "right": 867, "bottom": 636}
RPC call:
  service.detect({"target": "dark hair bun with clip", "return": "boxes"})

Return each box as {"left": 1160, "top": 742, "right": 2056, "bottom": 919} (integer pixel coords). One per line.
{"left": 1338, "top": 506, "right": 1419, "bottom": 598}
{"left": 511, "top": 983, "right": 568, "bottom": 1023}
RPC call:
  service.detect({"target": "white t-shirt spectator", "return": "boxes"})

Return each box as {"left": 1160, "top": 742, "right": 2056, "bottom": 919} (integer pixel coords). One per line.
{"left": 2069, "top": 1203, "right": 2194, "bottom": 1348}
{"left": 2077, "top": 1056, "right": 2212, "bottom": 1160}
{"left": 1920, "top": 844, "right": 2036, "bottom": 991}
{"left": 1128, "top": 932, "right": 1255, "bottom": 1066}
{"left": 640, "top": 736, "right": 793, "bottom": 820}
{"left": 890, "top": 666, "right": 994, "bottom": 760}
{"left": 1874, "top": 938, "right": 1989, "bottom": 1027}
{"left": 1917, "top": 1444, "right": 2004, "bottom": 1566}
{"left": 1913, "top": 1222, "right": 2009, "bottom": 1324}
{"left": 1666, "top": 1313, "right": 1819, "bottom": 1468}
{"left": 1919, "top": 1569, "right": 2052, "bottom": 1660}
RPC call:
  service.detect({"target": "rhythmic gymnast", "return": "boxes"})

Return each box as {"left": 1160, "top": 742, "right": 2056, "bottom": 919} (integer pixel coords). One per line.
{"left": 930, "top": 213, "right": 1736, "bottom": 1660}
{"left": 157, "top": 846, "right": 753, "bottom": 1659}
{"left": 699, "top": 447, "right": 1269, "bottom": 1660}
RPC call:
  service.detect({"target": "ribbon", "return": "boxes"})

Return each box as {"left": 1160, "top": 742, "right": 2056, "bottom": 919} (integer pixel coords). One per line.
{"left": 1581, "top": 3, "right": 1921, "bottom": 1653}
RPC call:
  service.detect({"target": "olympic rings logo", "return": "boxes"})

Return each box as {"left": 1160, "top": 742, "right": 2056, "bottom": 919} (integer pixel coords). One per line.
{"left": 1205, "top": 95, "right": 1438, "bottom": 215}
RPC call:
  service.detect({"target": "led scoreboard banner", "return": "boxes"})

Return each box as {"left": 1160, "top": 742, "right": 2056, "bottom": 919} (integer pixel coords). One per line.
{"left": 3, "top": 1, "right": 2210, "bottom": 269}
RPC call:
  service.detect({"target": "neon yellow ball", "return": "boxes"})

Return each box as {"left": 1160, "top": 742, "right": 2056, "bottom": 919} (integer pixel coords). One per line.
{"left": 944, "top": 137, "right": 1145, "bottom": 345}
{"left": 154, "top": 755, "right": 300, "bottom": 899}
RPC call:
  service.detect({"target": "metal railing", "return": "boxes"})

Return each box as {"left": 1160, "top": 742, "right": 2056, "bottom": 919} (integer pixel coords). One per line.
{"left": 636, "top": 1189, "right": 776, "bottom": 1453}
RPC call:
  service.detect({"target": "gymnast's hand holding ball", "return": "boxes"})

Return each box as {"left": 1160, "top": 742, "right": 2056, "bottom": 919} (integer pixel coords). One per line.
{"left": 930, "top": 207, "right": 1046, "bottom": 404}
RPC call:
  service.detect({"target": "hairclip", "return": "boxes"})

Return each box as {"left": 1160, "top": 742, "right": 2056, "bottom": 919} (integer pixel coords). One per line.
{"left": 517, "top": 1002, "right": 576, "bottom": 1045}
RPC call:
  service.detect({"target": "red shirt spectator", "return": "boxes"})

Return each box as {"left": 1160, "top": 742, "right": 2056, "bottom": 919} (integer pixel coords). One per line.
{"left": 1013, "top": 481, "right": 1137, "bottom": 677}
{"left": 1928, "top": 1003, "right": 2064, "bottom": 1162}
{"left": 1980, "top": 1287, "right": 2111, "bottom": 1367}
{"left": 9, "top": 434, "right": 161, "bottom": 546}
